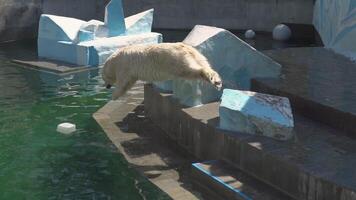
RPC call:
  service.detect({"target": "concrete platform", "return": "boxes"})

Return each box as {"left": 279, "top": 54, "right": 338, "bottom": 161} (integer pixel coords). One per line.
{"left": 192, "top": 160, "right": 292, "bottom": 200}
{"left": 93, "top": 82, "right": 203, "bottom": 200}
{"left": 145, "top": 84, "right": 356, "bottom": 200}
{"left": 12, "top": 58, "right": 94, "bottom": 75}
{"left": 5, "top": 40, "right": 96, "bottom": 75}
{"left": 253, "top": 47, "right": 356, "bottom": 137}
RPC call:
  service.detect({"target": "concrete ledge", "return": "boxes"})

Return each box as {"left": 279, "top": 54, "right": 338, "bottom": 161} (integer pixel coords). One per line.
{"left": 145, "top": 84, "right": 356, "bottom": 200}
{"left": 93, "top": 82, "right": 203, "bottom": 200}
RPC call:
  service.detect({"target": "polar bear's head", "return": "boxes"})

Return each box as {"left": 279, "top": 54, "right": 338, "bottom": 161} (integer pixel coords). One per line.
{"left": 102, "top": 62, "right": 116, "bottom": 89}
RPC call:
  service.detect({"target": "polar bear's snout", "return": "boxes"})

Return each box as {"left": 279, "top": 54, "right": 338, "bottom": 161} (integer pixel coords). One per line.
{"left": 106, "top": 84, "right": 112, "bottom": 89}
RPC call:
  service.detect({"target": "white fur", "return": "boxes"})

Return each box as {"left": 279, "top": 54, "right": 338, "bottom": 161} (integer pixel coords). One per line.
{"left": 102, "top": 42, "right": 222, "bottom": 100}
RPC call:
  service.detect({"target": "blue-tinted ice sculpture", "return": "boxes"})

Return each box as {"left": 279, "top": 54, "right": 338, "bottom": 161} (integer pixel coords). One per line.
{"left": 38, "top": 0, "right": 162, "bottom": 66}
{"left": 219, "top": 89, "right": 294, "bottom": 140}
{"left": 171, "top": 25, "right": 281, "bottom": 107}
{"left": 314, "top": 0, "right": 356, "bottom": 61}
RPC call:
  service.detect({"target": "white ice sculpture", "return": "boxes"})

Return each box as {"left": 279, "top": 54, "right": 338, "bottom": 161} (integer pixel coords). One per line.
{"left": 38, "top": 0, "right": 161, "bottom": 66}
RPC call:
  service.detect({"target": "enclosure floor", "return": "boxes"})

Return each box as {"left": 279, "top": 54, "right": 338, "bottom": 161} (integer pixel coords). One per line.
{"left": 93, "top": 82, "right": 202, "bottom": 200}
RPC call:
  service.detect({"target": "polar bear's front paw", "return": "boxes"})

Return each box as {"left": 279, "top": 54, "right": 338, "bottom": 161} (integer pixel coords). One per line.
{"left": 202, "top": 69, "right": 222, "bottom": 90}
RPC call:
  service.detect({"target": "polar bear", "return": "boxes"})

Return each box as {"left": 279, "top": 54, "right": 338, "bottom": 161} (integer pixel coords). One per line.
{"left": 102, "top": 42, "right": 222, "bottom": 100}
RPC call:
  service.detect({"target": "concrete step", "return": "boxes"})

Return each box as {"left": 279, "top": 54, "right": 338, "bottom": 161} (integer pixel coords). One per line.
{"left": 253, "top": 47, "right": 356, "bottom": 137}
{"left": 191, "top": 160, "right": 293, "bottom": 200}
{"left": 145, "top": 84, "right": 356, "bottom": 200}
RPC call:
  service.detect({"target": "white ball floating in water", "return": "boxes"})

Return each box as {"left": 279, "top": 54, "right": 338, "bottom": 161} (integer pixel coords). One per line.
{"left": 245, "top": 29, "right": 256, "bottom": 39}
{"left": 273, "top": 24, "right": 291, "bottom": 41}
{"left": 57, "top": 122, "right": 76, "bottom": 134}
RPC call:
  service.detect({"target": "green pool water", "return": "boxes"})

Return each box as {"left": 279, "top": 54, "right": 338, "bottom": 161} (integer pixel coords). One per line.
{"left": 0, "top": 44, "right": 170, "bottom": 200}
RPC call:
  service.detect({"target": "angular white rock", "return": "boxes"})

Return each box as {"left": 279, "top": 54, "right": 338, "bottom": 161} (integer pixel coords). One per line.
{"left": 38, "top": 14, "right": 85, "bottom": 42}
{"left": 314, "top": 0, "right": 356, "bottom": 60}
{"left": 105, "top": 0, "right": 126, "bottom": 36}
{"left": 272, "top": 24, "right": 291, "bottom": 41}
{"left": 57, "top": 122, "right": 76, "bottom": 134}
{"left": 79, "top": 32, "right": 162, "bottom": 66}
{"left": 219, "top": 89, "right": 294, "bottom": 140}
{"left": 37, "top": 14, "right": 85, "bottom": 60}
{"left": 73, "top": 20, "right": 109, "bottom": 43}
{"left": 172, "top": 25, "right": 281, "bottom": 107}
{"left": 125, "top": 9, "right": 154, "bottom": 35}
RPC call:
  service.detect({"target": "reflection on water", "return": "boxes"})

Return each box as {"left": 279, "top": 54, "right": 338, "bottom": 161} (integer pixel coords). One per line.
{"left": 0, "top": 42, "right": 170, "bottom": 199}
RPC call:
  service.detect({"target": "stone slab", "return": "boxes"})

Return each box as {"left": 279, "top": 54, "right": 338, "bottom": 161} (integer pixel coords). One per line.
{"left": 11, "top": 58, "right": 94, "bottom": 76}
{"left": 219, "top": 89, "right": 294, "bottom": 141}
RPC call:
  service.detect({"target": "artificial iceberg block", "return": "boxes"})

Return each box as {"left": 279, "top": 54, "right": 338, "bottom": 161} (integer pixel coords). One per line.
{"left": 219, "top": 89, "right": 294, "bottom": 141}
{"left": 37, "top": 0, "right": 160, "bottom": 66}
{"left": 38, "top": 14, "right": 85, "bottom": 42}
{"left": 40, "top": 32, "right": 162, "bottom": 66}
{"left": 172, "top": 25, "right": 281, "bottom": 107}
{"left": 38, "top": 14, "right": 85, "bottom": 61}
{"left": 105, "top": 0, "right": 126, "bottom": 36}
{"left": 125, "top": 9, "right": 154, "bottom": 35}
{"left": 313, "top": 0, "right": 356, "bottom": 60}
{"left": 81, "top": 32, "right": 162, "bottom": 66}
{"left": 73, "top": 20, "right": 108, "bottom": 43}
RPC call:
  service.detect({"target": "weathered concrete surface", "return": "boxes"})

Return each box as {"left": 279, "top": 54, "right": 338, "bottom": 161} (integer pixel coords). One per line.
{"left": 93, "top": 82, "right": 202, "bottom": 200}
{"left": 145, "top": 84, "right": 356, "bottom": 200}
{"left": 123, "top": 0, "right": 314, "bottom": 31}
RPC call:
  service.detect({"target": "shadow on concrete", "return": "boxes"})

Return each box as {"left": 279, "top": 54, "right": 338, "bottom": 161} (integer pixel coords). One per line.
{"left": 114, "top": 103, "right": 204, "bottom": 199}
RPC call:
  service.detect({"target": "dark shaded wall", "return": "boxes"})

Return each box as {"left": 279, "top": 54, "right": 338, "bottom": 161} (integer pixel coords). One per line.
{"left": 0, "top": 0, "right": 314, "bottom": 43}
{"left": 123, "top": 0, "right": 315, "bottom": 31}
{"left": 0, "top": 0, "right": 109, "bottom": 42}
{"left": 0, "top": 0, "right": 42, "bottom": 42}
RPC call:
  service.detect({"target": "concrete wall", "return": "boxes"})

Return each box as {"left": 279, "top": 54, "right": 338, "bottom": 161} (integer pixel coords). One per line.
{"left": 0, "top": 0, "right": 41, "bottom": 42}
{"left": 42, "top": 0, "right": 109, "bottom": 21}
{"left": 0, "top": 0, "right": 314, "bottom": 42}
{"left": 123, "top": 0, "right": 315, "bottom": 31}
{"left": 0, "top": 0, "right": 109, "bottom": 42}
